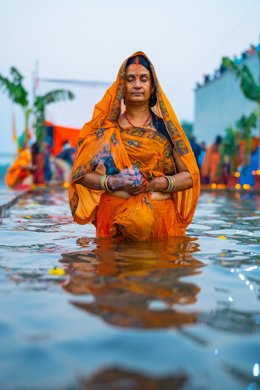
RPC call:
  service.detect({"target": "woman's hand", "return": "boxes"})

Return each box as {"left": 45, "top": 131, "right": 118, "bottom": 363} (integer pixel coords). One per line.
{"left": 107, "top": 172, "right": 137, "bottom": 192}
{"left": 108, "top": 171, "right": 150, "bottom": 195}
{"left": 143, "top": 176, "right": 168, "bottom": 193}
{"left": 125, "top": 176, "right": 168, "bottom": 195}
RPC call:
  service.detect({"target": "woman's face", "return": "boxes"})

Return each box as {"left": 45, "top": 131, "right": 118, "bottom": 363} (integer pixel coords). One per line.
{"left": 124, "top": 64, "right": 153, "bottom": 105}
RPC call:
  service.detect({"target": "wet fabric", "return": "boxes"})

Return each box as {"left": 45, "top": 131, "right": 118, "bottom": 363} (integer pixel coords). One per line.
{"left": 96, "top": 193, "right": 183, "bottom": 240}
{"left": 69, "top": 51, "right": 200, "bottom": 239}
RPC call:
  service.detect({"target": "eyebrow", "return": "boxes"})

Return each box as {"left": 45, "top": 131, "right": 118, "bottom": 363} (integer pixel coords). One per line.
{"left": 126, "top": 72, "right": 150, "bottom": 77}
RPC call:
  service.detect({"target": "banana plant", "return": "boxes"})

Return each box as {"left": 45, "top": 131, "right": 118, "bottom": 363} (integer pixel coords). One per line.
{"left": 235, "top": 112, "right": 257, "bottom": 167}
{"left": 34, "top": 89, "right": 74, "bottom": 147}
{"left": 222, "top": 53, "right": 260, "bottom": 165}
{"left": 222, "top": 53, "right": 260, "bottom": 104}
{"left": 0, "top": 67, "right": 30, "bottom": 145}
{"left": 0, "top": 67, "right": 28, "bottom": 107}
{"left": 0, "top": 67, "right": 75, "bottom": 150}
{"left": 220, "top": 126, "right": 239, "bottom": 175}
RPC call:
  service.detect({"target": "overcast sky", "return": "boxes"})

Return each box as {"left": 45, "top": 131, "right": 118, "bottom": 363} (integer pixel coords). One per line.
{"left": 1, "top": 0, "right": 260, "bottom": 154}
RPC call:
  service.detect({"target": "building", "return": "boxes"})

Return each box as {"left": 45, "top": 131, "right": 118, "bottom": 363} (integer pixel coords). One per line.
{"left": 194, "top": 52, "right": 259, "bottom": 146}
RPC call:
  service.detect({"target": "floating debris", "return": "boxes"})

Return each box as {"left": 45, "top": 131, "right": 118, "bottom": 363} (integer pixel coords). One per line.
{"left": 48, "top": 267, "right": 65, "bottom": 276}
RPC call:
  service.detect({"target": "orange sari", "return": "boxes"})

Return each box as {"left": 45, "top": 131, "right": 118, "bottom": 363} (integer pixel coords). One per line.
{"left": 69, "top": 51, "right": 200, "bottom": 240}
{"left": 5, "top": 149, "right": 31, "bottom": 188}
{"left": 201, "top": 144, "right": 221, "bottom": 183}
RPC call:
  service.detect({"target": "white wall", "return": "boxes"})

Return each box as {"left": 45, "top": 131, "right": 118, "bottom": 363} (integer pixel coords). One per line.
{"left": 194, "top": 54, "right": 259, "bottom": 145}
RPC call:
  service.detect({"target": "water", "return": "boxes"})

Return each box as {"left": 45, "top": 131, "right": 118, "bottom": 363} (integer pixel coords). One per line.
{"left": 0, "top": 153, "right": 13, "bottom": 180}
{"left": 0, "top": 190, "right": 259, "bottom": 390}
{"left": 0, "top": 153, "right": 14, "bottom": 207}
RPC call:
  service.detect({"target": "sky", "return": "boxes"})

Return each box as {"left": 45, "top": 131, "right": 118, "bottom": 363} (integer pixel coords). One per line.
{"left": 0, "top": 0, "right": 260, "bottom": 154}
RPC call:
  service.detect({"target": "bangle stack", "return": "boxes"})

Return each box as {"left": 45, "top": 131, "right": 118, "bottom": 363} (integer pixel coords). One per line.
{"left": 101, "top": 175, "right": 111, "bottom": 192}
{"left": 164, "top": 175, "right": 176, "bottom": 192}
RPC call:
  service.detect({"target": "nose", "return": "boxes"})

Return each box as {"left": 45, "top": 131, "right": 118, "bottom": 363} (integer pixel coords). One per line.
{"left": 134, "top": 78, "right": 142, "bottom": 88}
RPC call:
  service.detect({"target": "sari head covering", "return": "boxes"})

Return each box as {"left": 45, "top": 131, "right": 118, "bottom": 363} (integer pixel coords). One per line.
{"left": 69, "top": 51, "right": 200, "bottom": 235}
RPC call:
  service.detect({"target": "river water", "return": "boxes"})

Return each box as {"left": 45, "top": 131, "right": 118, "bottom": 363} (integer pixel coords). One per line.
{"left": 0, "top": 189, "right": 259, "bottom": 390}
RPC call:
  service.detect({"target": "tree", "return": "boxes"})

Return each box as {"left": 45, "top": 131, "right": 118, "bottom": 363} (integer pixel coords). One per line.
{"left": 0, "top": 67, "right": 75, "bottom": 149}
{"left": 222, "top": 53, "right": 260, "bottom": 104}
{"left": 220, "top": 126, "right": 239, "bottom": 176}
{"left": 0, "top": 67, "right": 28, "bottom": 107}
{"left": 0, "top": 67, "right": 30, "bottom": 143}
{"left": 181, "top": 120, "right": 193, "bottom": 140}
{"left": 222, "top": 53, "right": 260, "bottom": 165}
{"left": 34, "top": 89, "right": 74, "bottom": 147}
{"left": 235, "top": 112, "right": 257, "bottom": 167}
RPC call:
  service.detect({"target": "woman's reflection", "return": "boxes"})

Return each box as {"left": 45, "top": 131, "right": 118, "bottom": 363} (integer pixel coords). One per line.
{"left": 61, "top": 237, "right": 204, "bottom": 329}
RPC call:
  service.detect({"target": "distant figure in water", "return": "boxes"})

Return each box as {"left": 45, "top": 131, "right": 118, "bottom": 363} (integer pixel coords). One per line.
{"left": 69, "top": 52, "right": 200, "bottom": 240}
{"left": 198, "top": 141, "right": 207, "bottom": 171}
{"left": 201, "top": 135, "right": 222, "bottom": 184}
{"left": 54, "top": 140, "right": 76, "bottom": 184}
{"left": 189, "top": 135, "right": 201, "bottom": 167}
{"left": 5, "top": 132, "right": 34, "bottom": 189}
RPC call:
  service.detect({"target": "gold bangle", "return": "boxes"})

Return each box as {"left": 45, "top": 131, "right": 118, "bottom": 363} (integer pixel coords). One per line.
{"left": 164, "top": 175, "right": 176, "bottom": 192}
{"left": 104, "top": 175, "right": 112, "bottom": 192}
{"left": 100, "top": 175, "right": 106, "bottom": 191}
{"left": 101, "top": 175, "right": 112, "bottom": 192}
{"left": 170, "top": 176, "right": 176, "bottom": 191}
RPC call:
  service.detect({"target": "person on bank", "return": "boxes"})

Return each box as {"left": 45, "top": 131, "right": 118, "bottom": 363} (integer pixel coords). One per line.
{"left": 201, "top": 135, "right": 222, "bottom": 184}
{"left": 54, "top": 140, "right": 76, "bottom": 184}
{"left": 5, "top": 132, "right": 35, "bottom": 189}
{"left": 69, "top": 52, "right": 200, "bottom": 240}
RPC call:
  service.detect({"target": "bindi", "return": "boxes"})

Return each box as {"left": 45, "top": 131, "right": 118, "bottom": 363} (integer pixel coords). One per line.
{"left": 134, "top": 56, "right": 140, "bottom": 76}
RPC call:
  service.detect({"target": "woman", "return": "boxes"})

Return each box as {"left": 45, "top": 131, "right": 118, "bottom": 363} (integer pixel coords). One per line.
{"left": 5, "top": 132, "right": 33, "bottom": 189}
{"left": 201, "top": 135, "right": 222, "bottom": 184}
{"left": 69, "top": 52, "right": 200, "bottom": 240}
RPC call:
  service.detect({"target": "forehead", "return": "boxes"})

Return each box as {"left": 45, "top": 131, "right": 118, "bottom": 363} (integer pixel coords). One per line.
{"left": 125, "top": 64, "right": 150, "bottom": 75}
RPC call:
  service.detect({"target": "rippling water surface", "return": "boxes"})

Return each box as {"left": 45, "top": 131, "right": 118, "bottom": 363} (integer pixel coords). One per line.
{"left": 0, "top": 190, "right": 259, "bottom": 390}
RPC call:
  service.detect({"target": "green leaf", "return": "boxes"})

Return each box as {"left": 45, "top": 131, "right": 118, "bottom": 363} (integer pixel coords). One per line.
{"left": 0, "top": 67, "right": 28, "bottom": 107}
{"left": 222, "top": 56, "right": 260, "bottom": 103}
{"left": 33, "top": 89, "right": 75, "bottom": 148}
{"left": 41, "top": 89, "right": 75, "bottom": 105}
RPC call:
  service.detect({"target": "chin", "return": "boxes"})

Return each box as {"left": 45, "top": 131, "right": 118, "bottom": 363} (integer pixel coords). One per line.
{"left": 129, "top": 97, "right": 147, "bottom": 104}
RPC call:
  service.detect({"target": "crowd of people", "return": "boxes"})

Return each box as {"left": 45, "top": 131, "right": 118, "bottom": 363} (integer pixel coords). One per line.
{"left": 5, "top": 134, "right": 76, "bottom": 189}
{"left": 196, "top": 42, "right": 260, "bottom": 89}
{"left": 6, "top": 126, "right": 258, "bottom": 192}
{"left": 189, "top": 133, "right": 259, "bottom": 187}
{"left": 5, "top": 46, "right": 259, "bottom": 201}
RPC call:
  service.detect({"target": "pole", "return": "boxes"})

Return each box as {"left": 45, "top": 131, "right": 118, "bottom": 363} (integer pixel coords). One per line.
{"left": 31, "top": 60, "right": 39, "bottom": 139}
{"left": 258, "top": 37, "right": 260, "bottom": 170}
{"left": 32, "top": 60, "right": 39, "bottom": 103}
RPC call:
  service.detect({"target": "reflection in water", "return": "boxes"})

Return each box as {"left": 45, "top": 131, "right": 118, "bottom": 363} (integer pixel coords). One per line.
{"left": 203, "top": 307, "right": 260, "bottom": 333}
{"left": 80, "top": 367, "right": 188, "bottom": 390}
{"left": 1, "top": 190, "right": 260, "bottom": 390}
{"left": 61, "top": 237, "right": 204, "bottom": 329}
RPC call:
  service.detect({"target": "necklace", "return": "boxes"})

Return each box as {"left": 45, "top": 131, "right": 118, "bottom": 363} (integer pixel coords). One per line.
{"left": 124, "top": 112, "right": 151, "bottom": 128}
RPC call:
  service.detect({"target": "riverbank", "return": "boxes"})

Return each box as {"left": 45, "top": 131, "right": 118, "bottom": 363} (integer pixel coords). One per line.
{"left": 0, "top": 185, "right": 29, "bottom": 218}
